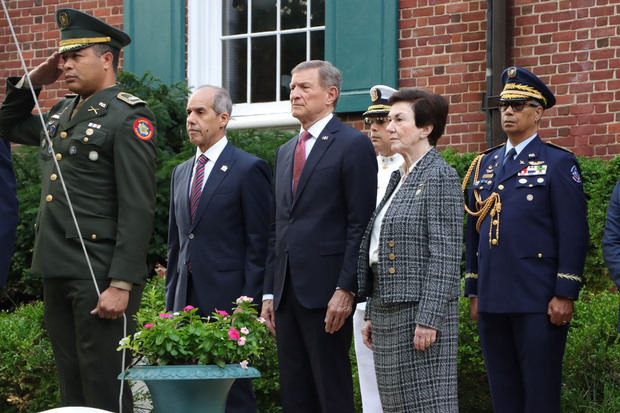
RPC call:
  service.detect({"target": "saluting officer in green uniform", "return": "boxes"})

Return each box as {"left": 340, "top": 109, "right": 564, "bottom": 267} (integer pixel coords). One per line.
{"left": 0, "top": 9, "right": 157, "bottom": 412}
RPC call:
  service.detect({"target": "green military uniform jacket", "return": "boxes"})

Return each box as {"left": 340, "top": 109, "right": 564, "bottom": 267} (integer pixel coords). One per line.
{"left": 0, "top": 77, "right": 157, "bottom": 285}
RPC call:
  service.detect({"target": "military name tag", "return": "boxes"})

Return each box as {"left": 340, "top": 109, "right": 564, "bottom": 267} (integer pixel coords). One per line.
{"left": 518, "top": 164, "right": 547, "bottom": 176}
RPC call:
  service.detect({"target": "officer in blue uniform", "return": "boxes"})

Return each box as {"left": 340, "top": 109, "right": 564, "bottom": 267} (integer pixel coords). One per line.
{"left": 463, "top": 66, "right": 589, "bottom": 413}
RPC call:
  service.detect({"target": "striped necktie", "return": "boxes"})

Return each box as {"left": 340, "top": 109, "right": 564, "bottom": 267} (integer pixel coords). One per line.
{"left": 190, "top": 154, "right": 208, "bottom": 221}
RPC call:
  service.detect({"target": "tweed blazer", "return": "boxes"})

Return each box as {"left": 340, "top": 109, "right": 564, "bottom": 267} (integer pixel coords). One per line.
{"left": 357, "top": 148, "right": 463, "bottom": 330}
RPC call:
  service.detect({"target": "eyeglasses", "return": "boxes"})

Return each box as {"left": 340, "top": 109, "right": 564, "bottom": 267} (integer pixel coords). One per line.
{"left": 498, "top": 101, "right": 541, "bottom": 112}
{"left": 364, "top": 116, "right": 387, "bottom": 126}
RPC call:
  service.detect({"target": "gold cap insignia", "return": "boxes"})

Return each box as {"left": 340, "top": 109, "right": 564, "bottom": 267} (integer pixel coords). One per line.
{"left": 59, "top": 12, "right": 69, "bottom": 27}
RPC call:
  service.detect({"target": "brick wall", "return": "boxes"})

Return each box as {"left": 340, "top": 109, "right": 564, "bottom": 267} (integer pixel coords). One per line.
{"left": 397, "top": 0, "right": 620, "bottom": 158}
{"left": 0, "top": 0, "right": 124, "bottom": 110}
{"left": 1, "top": 0, "right": 618, "bottom": 157}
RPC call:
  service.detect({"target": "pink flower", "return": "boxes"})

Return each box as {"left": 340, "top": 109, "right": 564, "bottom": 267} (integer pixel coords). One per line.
{"left": 158, "top": 312, "right": 172, "bottom": 318}
{"left": 258, "top": 317, "right": 266, "bottom": 324}
{"left": 144, "top": 323, "right": 154, "bottom": 329}
{"left": 184, "top": 305, "right": 195, "bottom": 312}
{"left": 240, "top": 360, "right": 249, "bottom": 369}
{"left": 237, "top": 336, "right": 246, "bottom": 346}
{"left": 228, "top": 328, "right": 240, "bottom": 340}
{"left": 215, "top": 309, "right": 229, "bottom": 318}
{"left": 235, "top": 296, "right": 253, "bottom": 304}
{"left": 240, "top": 327, "right": 249, "bottom": 335}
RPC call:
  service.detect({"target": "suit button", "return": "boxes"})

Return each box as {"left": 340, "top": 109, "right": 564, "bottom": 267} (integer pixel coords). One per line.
{"left": 188, "top": 233, "right": 195, "bottom": 239}
{"left": 498, "top": 184, "right": 504, "bottom": 190}
{"left": 45, "top": 194, "right": 53, "bottom": 202}
{"left": 50, "top": 173, "right": 57, "bottom": 181}
{"left": 60, "top": 131, "right": 67, "bottom": 138}
{"left": 491, "top": 239, "right": 498, "bottom": 245}
{"left": 388, "top": 267, "right": 396, "bottom": 274}
{"left": 492, "top": 220, "right": 498, "bottom": 226}
{"left": 56, "top": 153, "right": 62, "bottom": 161}
{"left": 388, "top": 240, "right": 395, "bottom": 247}
{"left": 537, "top": 253, "right": 543, "bottom": 258}
{"left": 388, "top": 253, "right": 396, "bottom": 260}
{"left": 83, "top": 137, "right": 89, "bottom": 143}
{"left": 91, "top": 234, "right": 97, "bottom": 240}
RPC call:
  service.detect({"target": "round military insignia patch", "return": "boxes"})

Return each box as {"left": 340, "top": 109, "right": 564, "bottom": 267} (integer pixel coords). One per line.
{"left": 508, "top": 67, "right": 517, "bottom": 78}
{"left": 570, "top": 165, "right": 582, "bottom": 183}
{"left": 133, "top": 118, "right": 153, "bottom": 141}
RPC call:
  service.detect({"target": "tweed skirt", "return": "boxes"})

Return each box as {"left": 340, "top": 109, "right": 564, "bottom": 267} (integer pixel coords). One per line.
{"left": 370, "top": 299, "right": 459, "bottom": 413}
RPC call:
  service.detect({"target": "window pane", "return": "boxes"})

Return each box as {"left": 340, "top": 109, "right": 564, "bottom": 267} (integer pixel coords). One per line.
{"left": 252, "top": 0, "right": 276, "bottom": 32}
{"left": 281, "top": 32, "right": 306, "bottom": 99}
{"left": 311, "top": 0, "right": 325, "bottom": 26}
{"left": 251, "top": 36, "right": 276, "bottom": 103}
{"left": 310, "top": 30, "right": 324, "bottom": 60}
{"left": 281, "top": 0, "right": 306, "bottom": 30}
{"left": 223, "top": 38, "right": 247, "bottom": 104}
{"left": 222, "top": 0, "right": 247, "bottom": 35}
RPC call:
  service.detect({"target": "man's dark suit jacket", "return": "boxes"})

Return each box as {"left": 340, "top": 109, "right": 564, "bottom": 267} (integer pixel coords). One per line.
{"left": 265, "top": 116, "right": 377, "bottom": 309}
{"left": 0, "top": 138, "right": 17, "bottom": 288}
{"left": 166, "top": 141, "right": 272, "bottom": 315}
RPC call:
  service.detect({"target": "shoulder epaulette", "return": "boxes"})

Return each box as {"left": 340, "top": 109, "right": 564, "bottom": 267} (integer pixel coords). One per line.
{"left": 545, "top": 141, "right": 574, "bottom": 154}
{"left": 480, "top": 142, "right": 505, "bottom": 155}
{"left": 116, "top": 92, "right": 145, "bottom": 106}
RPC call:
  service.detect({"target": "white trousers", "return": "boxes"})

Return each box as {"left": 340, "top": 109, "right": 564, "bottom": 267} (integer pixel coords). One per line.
{"left": 353, "top": 302, "right": 384, "bottom": 413}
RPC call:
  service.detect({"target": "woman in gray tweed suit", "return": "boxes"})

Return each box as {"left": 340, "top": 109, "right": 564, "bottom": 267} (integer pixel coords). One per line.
{"left": 358, "top": 88, "right": 462, "bottom": 412}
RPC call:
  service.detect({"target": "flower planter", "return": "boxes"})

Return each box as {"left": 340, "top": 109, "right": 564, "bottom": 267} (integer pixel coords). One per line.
{"left": 119, "top": 364, "right": 260, "bottom": 413}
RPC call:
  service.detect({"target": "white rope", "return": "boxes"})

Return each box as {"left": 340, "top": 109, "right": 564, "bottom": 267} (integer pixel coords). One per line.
{"left": 0, "top": 2, "right": 129, "bottom": 412}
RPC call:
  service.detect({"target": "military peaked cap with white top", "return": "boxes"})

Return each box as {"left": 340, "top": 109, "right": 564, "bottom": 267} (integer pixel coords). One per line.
{"left": 56, "top": 8, "right": 131, "bottom": 53}
{"left": 363, "top": 85, "right": 398, "bottom": 116}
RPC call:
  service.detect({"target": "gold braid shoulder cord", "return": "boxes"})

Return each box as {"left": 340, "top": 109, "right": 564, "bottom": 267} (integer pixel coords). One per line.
{"left": 462, "top": 153, "right": 502, "bottom": 247}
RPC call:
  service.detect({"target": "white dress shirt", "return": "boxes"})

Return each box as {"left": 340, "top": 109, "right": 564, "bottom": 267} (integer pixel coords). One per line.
{"left": 188, "top": 136, "right": 228, "bottom": 198}
{"left": 376, "top": 153, "right": 404, "bottom": 206}
{"left": 369, "top": 149, "right": 430, "bottom": 266}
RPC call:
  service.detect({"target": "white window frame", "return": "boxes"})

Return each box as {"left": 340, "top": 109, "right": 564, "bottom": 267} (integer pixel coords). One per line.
{"left": 187, "top": 0, "right": 324, "bottom": 129}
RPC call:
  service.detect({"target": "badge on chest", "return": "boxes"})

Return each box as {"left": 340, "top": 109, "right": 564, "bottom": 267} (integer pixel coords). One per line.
{"left": 518, "top": 164, "right": 547, "bottom": 176}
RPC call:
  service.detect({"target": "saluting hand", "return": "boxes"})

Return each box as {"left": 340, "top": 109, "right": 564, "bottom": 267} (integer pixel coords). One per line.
{"left": 27, "top": 51, "right": 63, "bottom": 88}
{"left": 90, "top": 286, "right": 129, "bottom": 319}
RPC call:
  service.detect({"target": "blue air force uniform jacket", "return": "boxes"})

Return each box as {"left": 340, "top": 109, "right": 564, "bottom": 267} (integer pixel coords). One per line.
{"left": 464, "top": 136, "right": 589, "bottom": 313}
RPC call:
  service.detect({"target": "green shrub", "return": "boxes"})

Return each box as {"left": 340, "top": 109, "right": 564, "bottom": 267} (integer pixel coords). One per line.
{"left": 0, "top": 301, "right": 59, "bottom": 412}
{"left": 562, "top": 289, "right": 620, "bottom": 412}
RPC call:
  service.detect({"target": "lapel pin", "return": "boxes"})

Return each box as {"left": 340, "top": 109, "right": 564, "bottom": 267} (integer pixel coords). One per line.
{"left": 321, "top": 135, "right": 328, "bottom": 140}
{"left": 528, "top": 153, "right": 535, "bottom": 158}
{"left": 87, "top": 106, "right": 99, "bottom": 115}
{"left": 99, "top": 102, "right": 107, "bottom": 108}
{"left": 221, "top": 165, "right": 228, "bottom": 172}
{"left": 520, "top": 160, "right": 525, "bottom": 164}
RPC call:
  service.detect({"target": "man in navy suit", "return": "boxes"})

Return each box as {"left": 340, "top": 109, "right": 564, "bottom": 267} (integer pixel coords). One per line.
{"left": 0, "top": 138, "right": 18, "bottom": 289}
{"left": 464, "top": 66, "right": 589, "bottom": 413}
{"left": 166, "top": 85, "right": 272, "bottom": 413}
{"left": 602, "top": 179, "right": 620, "bottom": 332}
{"left": 261, "top": 60, "right": 377, "bottom": 412}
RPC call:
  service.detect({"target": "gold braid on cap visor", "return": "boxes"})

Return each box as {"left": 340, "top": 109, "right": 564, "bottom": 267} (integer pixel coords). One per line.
{"left": 462, "top": 154, "right": 502, "bottom": 248}
{"left": 59, "top": 36, "right": 111, "bottom": 53}
{"left": 500, "top": 83, "right": 547, "bottom": 106}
